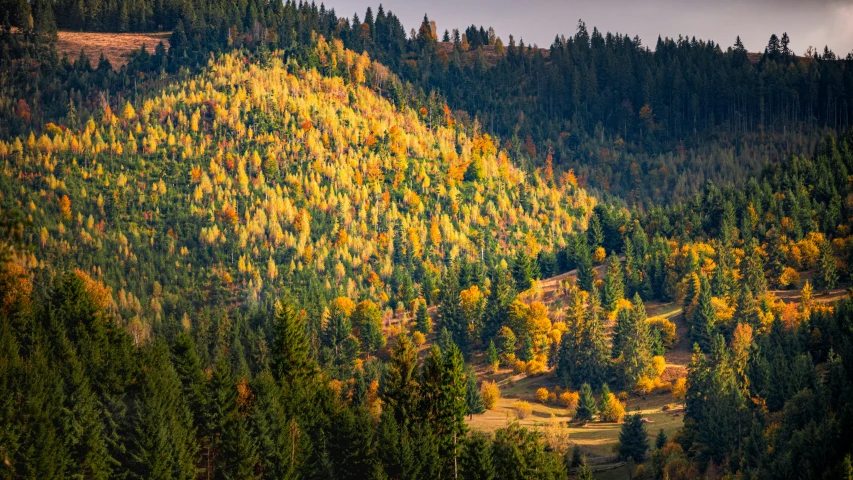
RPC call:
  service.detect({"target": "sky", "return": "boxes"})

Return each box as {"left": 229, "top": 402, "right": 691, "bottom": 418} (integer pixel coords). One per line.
{"left": 325, "top": 0, "right": 853, "bottom": 56}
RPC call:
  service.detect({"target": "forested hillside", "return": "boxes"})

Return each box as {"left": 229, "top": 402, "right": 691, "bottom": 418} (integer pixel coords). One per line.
{"left": 3, "top": 0, "right": 853, "bottom": 478}
{"left": 4, "top": 0, "right": 853, "bottom": 204}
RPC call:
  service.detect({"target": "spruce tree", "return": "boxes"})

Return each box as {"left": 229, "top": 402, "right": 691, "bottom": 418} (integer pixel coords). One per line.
{"left": 816, "top": 240, "right": 838, "bottom": 293}
{"left": 618, "top": 413, "right": 649, "bottom": 462}
{"left": 465, "top": 365, "right": 485, "bottom": 416}
{"left": 691, "top": 275, "right": 716, "bottom": 352}
{"left": 575, "top": 383, "right": 597, "bottom": 424}
{"left": 438, "top": 265, "right": 467, "bottom": 350}
{"left": 270, "top": 299, "right": 316, "bottom": 386}
{"left": 220, "top": 414, "right": 260, "bottom": 480}
{"left": 460, "top": 431, "right": 496, "bottom": 480}
{"left": 172, "top": 331, "right": 207, "bottom": 430}
{"left": 655, "top": 428, "right": 667, "bottom": 449}
{"left": 205, "top": 355, "right": 237, "bottom": 474}
{"left": 381, "top": 333, "right": 420, "bottom": 426}
{"left": 603, "top": 252, "right": 624, "bottom": 310}
{"left": 249, "top": 371, "right": 301, "bottom": 479}
{"left": 414, "top": 301, "right": 432, "bottom": 334}
{"left": 511, "top": 249, "right": 533, "bottom": 291}
{"left": 575, "top": 236, "right": 595, "bottom": 292}
{"left": 125, "top": 340, "right": 198, "bottom": 480}
{"left": 487, "top": 340, "right": 499, "bottom": 367}
{"left": 618, "top": 294, "right": 654, "bottom": 388}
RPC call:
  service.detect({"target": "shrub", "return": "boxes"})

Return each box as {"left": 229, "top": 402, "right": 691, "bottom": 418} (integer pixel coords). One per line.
{"left": 513, "top": 401, "right": 532, "bottom": 419}
{"left": 525, "top": 360, "right": 547, "bottom": 376}
{"left": 599, "top": 393, "right": 626, "bottom": 423}
{"left": 481, "top": 381, "right": 501, "bottom": 410}
{"left": 672, "top": 378, "right": 687, "bottom": 402}
{"left": 559, "top": 391, "right": 579, "bottom": 411}
{"left": 652, "top": 355, "right": 667, "bottom": 378}
{"left": 647, "top": 317, "right": 678, "bottom": 348}
{"left": 635, "top": 376, "right": 656, "bottom": 396}
{"left": 778, "top": 267, "right": 801, "bottom": 289}
{"left": 412, "top": 331, "right": 426, "bottom": 347}
{"left": 512, "top": 359, "right": 527, "bottom": 374}
{"left": 536, "top": 388, "right": 550, "bottom": 403}
{"left": 548, "top": 392, "right": 557, "bottom": 404}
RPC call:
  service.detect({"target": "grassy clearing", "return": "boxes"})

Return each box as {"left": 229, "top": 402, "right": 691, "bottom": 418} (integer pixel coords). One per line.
{"left": 55, "top": 31, "right": 170, "bottom": 67}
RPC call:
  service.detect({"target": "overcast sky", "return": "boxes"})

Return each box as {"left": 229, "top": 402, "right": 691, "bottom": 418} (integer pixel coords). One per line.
{"left": 325, "top": 0, "right": 853, "bottom": 56}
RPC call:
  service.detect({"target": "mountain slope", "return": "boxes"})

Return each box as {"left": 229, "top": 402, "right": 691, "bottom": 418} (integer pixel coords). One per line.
{"left": 0, "top": 39, "right": 594, "bottom": 329}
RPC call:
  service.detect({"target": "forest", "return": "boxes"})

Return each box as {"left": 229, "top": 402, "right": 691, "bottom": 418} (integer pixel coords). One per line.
{"left": 2, "top": 0, "right": 853, "bottom": 479}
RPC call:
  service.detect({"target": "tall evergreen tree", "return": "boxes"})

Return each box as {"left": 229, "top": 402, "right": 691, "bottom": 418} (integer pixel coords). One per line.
{"left": 460, "top": 431, "right": 496, "bottom": 480}
{"left": 691, "top": 275, "right": 716, "bottom": 352}
{"left": 815, "top": 240, "right": 838, "bottom": 293}
{"left": 125, "top": 340, "right": 199, "bottom": 480}
{"left": 618, "top": 413, "right": 649, "bottom": 462}
{"left": 270, "top": 299, "right": 316, "bottom": 386}
{"left": 575, "top": 383, "right": 598, "bottom": 424}
{"left": 602, "top": 251, "right": 625, "bottom": 310}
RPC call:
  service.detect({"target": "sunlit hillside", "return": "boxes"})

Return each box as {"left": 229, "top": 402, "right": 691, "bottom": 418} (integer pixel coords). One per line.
{"left": 0, "top": 38, "right": 594, "bottom": 330}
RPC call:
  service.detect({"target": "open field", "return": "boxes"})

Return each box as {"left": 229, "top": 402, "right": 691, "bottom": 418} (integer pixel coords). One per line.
{"left": 55, "top": 31, "right": 170, "bottom": 67}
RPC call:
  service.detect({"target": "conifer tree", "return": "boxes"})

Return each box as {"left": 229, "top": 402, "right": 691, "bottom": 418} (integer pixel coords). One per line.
{"left": 816, "top": 240, "right": 838, "bottom": 293}
{"left": 414, "top": 301, "right": 432, "bottom": 334}
{"left": 460, "top": 431, "right": 496, "bottom": 480}
{"left": 575, "top": 383, "right": 597, "bottom": 424}
{"left": 691, "top": 275, "right": 716, "bottom": 352}
{"left": 205, "top": 355, "right": 237, "bottom": 474}
{"left": 617, "top": 294, "right": 654, "bottom": 388}
{"left": 603, "top": 252, "right": 624, "bottom": 310}
{"left": 511, "top": 249, "right": 533, "bottom": 291}
{"left": 438, "top": 265, "right": 467, "bottom": 351}
{"left": 465, "top": 365, "right": 485, "bottom": 416}
{"left": 172, "top": 331, "right": 207, "bottom": 430}
{"left": 487, "top": 340, "right": 499, "bottom": 367}
{"left": 382, "top": 333, "right": 420, "bottom": 426}
{"left": 270, "top": 299, "right": 316, "bottom": 386}
{"left": 618, "top": 413, "right": 649, "bottom": 462}
{"left": 220, "top": 414, "right": 260, "bottom": 480}
{"left": 575, "top": 236, "right": 595, "bottom": 292}
{"left": 249, "top": 372, "right": 301, "bottom": 479}
{"left": 655, "top": 428, "right": 667, "bottom": 449}
{"left": 743, "top": 239, "right": 767, "bottom": 296}
{"left": 125, "top": 340, "right": 199, "bottom": 480}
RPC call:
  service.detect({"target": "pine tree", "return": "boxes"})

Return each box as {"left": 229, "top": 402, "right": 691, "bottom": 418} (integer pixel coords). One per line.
{"left": 519, "top": 334, "right": 534, "bottom": 362}
{"left": 575, "top": 383, "right": 597, "bottom": 424}
{"left": 588, "top": 214, "right": 604, "bottom": 250}
{"left": 603, "top": 252, "right": 624, "bottom": 310}
{"left": 377, "top": 409, "right": 419, "bottom": 479}
{"left": 734, "top": 284, "right": 761, "bottom": 330}
{"left": 352, "top": 368, "right": 368, "bottom": 407}
{"left": 618, "top": 413, "right": 649, "bottom": 462}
